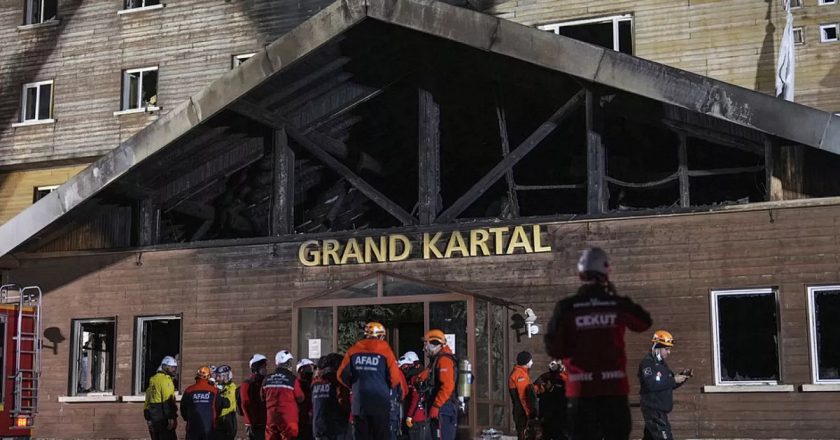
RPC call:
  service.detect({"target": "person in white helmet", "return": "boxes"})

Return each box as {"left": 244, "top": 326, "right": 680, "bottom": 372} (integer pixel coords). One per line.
{"left": 144, "top": 355, "right": 179, "bottom": 440}
{"left": 296, "top": 358, "right": 316, "bottom": 440}
{"left": 544, "top": 247, "right": 652, "bottom": 440}
{"left": 239, "top": 354, "right": 268, "bottom": 440}
{"left": 263, "top": 350, "right": 301, "bottom": 440}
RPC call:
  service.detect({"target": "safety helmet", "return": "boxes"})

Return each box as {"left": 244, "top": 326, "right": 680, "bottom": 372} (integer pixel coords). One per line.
{"left": 160, "top": 356, "right": 178, "bottom": 367}
{"left": 364, "top": 322, "right": 387, "bottom": 338}
{"left": 651, "top": 330, "right": 675, "bottom": 347}
{"left": 402, "top": 351, "right": 420, "bottom": 364}
{"left": 196, "top": 366, "right": 212, "bottom": 380}
{"left": 276, "top": 350, "right": 294, "bottom": 365}
{"left": 398, "top": 355, "right": 413, "bottom": 367}
{"left": 424, "top": 329, "right": 446, "bottom": 345}
{"left": 577, "top": 247, "right": 609, "bottom": 275}
{"left": 249, "top": 354, "right": 268, "bottom": 369}
{"left": 297, "top": 358, "right": 315, "bottom": 371}
{"left": 216, "top": 365, "right": 233, "bottom": 382}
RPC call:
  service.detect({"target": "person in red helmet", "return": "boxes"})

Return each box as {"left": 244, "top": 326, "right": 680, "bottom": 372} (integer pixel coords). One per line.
{"left": 338, "top": 322, "right": 407, "bottom": 440}
{"left": 418, "top": 329, "right": 457, "bottom": 440}
{"left": 544, "top": 247, "right": 652, "bottom": 440}
{"left": 181, "top": 366, "right": 229, "bottom": 440}
{"left": 263, "top": 350, "right": 301, "bottom": 440}
{"left": 239, "top": 354, "right": 268, "bottom": 440}
{"left": 638, "top": 330, "right": 691, "bottom": 440}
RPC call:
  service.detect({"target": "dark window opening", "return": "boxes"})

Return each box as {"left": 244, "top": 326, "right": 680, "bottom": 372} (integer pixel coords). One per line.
{"left": 715, "top": 290, "right": 780, "bottom": 383}
{"left": 25, "top": 0, "right": 57, "bottom": 25}
{"left": 33, "top": 185, "right": 59, "bottom": 203}
{"left": 124, "top": 0, "right": 160, "bottom": 9}
{"left": 810, "top": 288, "right": 840, "bottom": 381}
{"left": 548, "top": 17, "right": 633, "bottom": 54}
{"left": 135, "top": 316, "right": 181, "bottom": 393}
{"left": 71, "top": 319, "right": 116, "bottom": 395}
{"left": 122, "top": 68, "right": 158, "bottom": 111}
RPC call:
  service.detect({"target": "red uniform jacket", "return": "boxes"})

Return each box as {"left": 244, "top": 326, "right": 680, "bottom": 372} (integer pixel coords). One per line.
{"left": 508, "top": 365, "right": 538, "bottom": 418}
{"left": 403, "top": 367, "right": 427, "bottom": 422}
{"left": 262, "top": 367, "right": 301, "bottom": 429}
{"left": 239, "top": 373, "right": 267, "bottom": 426}
{"left": 418, "top": 346, "right": 456, "bottom": 410}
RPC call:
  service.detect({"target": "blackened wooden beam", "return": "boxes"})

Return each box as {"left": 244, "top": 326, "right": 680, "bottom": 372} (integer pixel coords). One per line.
{"left": 138, "top": 198, "right": 159, "bottom": 246}
{"left": 678, "top": 133, "right": 690, "bottom": 207}
{"left": 495, "top": 93, "right": 520, "bottom": 218}
{"left": 272, "top": 128, "right": 295, "bottom": 236}
{"left": 418, "top": 88, "right": 441, "bottom": 224}
{"left": 764, "top": 136, "right": 774, "bottom": 202}
{"left": 586, "top": 88, "right": 607, "bottom": 214}
{"left": 437, "top": 89, "right": 585, "bottom": 223}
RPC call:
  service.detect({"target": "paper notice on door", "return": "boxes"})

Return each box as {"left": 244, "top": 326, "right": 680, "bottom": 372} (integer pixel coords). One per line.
{"left": 445, "top": 334, "right": 456, "bottom": 354}
{"left": 308, "top": 339, "right": 322, "bottom": 359}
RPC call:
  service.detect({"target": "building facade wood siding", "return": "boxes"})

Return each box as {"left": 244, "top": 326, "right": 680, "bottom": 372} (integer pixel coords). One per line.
{"left": 8, "top": 200, "right": 840, "bottom": 439}
{"left": 0, "top": 164, "right": 88, "bottom": 224}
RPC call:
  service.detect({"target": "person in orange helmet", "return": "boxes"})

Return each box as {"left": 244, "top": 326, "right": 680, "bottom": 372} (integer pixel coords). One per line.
{"left": 338, "top": 322, "right": 407, "bottom": 440}
{"left": 638, "top": 330, "right": 691, "bottom": 440}
{"left": 181, "top": 366, "right": 229, "bottom": 440}
{"left": 418, "top": 329, "right": 457, "bottom": 440}
{"left": 508, "top": 351, "right": 539, "bottom": 440}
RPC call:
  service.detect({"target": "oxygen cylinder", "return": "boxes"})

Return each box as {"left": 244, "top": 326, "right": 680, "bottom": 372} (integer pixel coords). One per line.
{"left": 458, "top": 359, "right": 473, "bottom": 399}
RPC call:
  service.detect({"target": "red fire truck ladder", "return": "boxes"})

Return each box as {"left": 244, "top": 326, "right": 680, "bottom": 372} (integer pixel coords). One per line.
{"left": 0, "top": 285, "right": 41, "bottom": 429}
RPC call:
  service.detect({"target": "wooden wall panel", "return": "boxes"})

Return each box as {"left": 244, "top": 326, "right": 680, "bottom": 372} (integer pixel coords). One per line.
{"left": 0, "top": 164, "right": 88, "bottom": 224}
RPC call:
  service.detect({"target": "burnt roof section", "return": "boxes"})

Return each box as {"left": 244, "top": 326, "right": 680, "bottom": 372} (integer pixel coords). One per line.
{"left": 0, "top": 0, "right": 838, "bottom": 257}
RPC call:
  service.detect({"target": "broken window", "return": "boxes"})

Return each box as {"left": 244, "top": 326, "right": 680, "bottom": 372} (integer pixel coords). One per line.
{"left": 124, "top": 0, "right": 160, "bottom": 9}
{"left": 232, "top": 53, "right": 256, "bottom": 69}
{"left": 539, "top": 15, "right": 633, "bottom": 54}
{"left": 134, "top": 315, "right": 181, "bottom": 394}
{"left": 121, "top": 67, "right": 158, "bottom": 111}
{"left": 33, "top": 185, "right": 59, "bottom": 203}
{"left": 820, "top": 23, "right": 839, "bottom": 42}
{"left": 711, "top": 289, "right": 780, "bottom": 385}
{"left": 71, "top": 318, "right": 116, "bottom": 396}
{"left": 24, "top": 0, "right": 57, "bottom": 25}
{"left": 808, "top": 286, "right": 840, "bottom": 383}
{"left": 20, "top": 80, "right": 53, "bottom": 123}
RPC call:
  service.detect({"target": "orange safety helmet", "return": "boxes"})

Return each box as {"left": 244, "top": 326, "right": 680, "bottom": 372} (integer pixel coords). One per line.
{"left": 196, "top": 366, "right": 212, "bottom": 380}
{"left": 424, "top": 329, "right": 447, "bottom": 345}
{"left": 364, "top": 322, "right": 387, "bottom": 338}
{"left": 651, "top": 330, "right": 674, "bottom": 347}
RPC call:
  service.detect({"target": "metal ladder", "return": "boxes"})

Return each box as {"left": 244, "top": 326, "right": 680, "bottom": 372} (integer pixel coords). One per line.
{"left": 0, "top": 285, "right": 42, "bottom": 423}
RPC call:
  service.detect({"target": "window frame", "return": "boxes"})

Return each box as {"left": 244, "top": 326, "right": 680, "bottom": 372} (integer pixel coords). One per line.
{"left": 132, "top": 314, "right": 182, "bottom": 395}
{"left": 33, "top": 184, "right": 59, "bottom": 203}
{"left": 790, "top": 0, "right": 803, "bottom": 8}
{"left": 19, "top": 80, "right": 54, "bottom": 124}
{"left": 819, "top": 23, "right": 839, "bottom": 42}
{"left": 120, "top": 0, "right": 162, "bottom": 11}
{"left": 24, "top": 0, "right": 57, "bottom": 25}
{"left": 69, "top": 317, "right": 117, "bottom": 397}
{"left": 818, "top": 0, "right": 837, "bottom": 5}
{"left": 232, "top": 53, "right": 256, "bottom": 69}
{"left": 710, "top": 287, "right": 782, "bottom": 386}
{"left": 793, "top": 27, "right": 805, "bottom": 45}
{"left": 118, "top": 66, "right": 160, "bottom": 114}
{"left": 537, "top": 14, "right": 633, "bottom": 52}
{"left": 807, "top": 285, "right": 840, "bottom": 384}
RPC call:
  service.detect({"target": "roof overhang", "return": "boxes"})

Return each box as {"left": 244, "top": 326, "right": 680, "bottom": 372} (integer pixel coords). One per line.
{"left": 1, "top": 0, "right": 838, "bottom": 257}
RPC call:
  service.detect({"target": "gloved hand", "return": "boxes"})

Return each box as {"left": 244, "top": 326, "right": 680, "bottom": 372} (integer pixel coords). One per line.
{"left": 405, "top": 417, "right": 414, "bottom": 428}
{"left": 167, "top": 418, "right": 177, "bottom": 430}
{"left": 245, "top": 425, "right": 252, "bottom": 436}
{"left": 429, "top": 405, "right": 440, "bottom": 420}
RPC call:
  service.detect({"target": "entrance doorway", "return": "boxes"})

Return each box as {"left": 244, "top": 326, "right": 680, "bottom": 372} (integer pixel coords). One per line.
{"left": 293, "top": 271, "right": 513, "bottom": 437}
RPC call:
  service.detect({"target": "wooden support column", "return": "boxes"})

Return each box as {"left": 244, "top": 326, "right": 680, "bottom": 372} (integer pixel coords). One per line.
{"left": 138, "top": 198, "right": 159, "bottom": 246}
{"left": 418, "top": 88, "right": 441, "bottom": 224}
{"left": 271, "top": 128, "right": 295, "bottom": 236}
{"left": 586, "top": 88, "right": 607, "bottom": 214}
{"left": 764, "top": 136, "right": 774, "bottom": 201}
{"left": 678, "top": 133, "right": 690, "bottom": 207}
{"left": 495, "top": 92, "right": 520, "bottom": 218}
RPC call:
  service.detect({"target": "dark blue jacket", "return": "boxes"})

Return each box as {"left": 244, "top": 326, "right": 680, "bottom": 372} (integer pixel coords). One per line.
{"left": 337, "top": 339, "right": 407, "bottom": 416}
{"left": 312, "top": 372, "right": 350, "bottom": 437}
{"left": 638, "top": 352, "right": 682, "bottom": 412}
{"left": 180, "top": 378, "right": 228, "bottom": 440}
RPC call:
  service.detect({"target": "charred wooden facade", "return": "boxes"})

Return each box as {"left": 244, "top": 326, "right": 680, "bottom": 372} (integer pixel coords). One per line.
{"left": 0, "top": 0, "right": 839, "bottom": 439}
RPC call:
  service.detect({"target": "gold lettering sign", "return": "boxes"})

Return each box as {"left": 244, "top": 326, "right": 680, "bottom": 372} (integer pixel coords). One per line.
{"left": 297, "top": 224, "right": 552, "bottom": 266}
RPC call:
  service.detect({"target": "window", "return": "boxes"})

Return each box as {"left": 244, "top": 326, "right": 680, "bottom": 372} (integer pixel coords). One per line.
{"left": 819, "top": 0, "right": 837, "bottom": 5}
{"left": 538, "top": 14, "right": 633, "bottom": 54}
{"left": 820, "top": 23, "right": 839, "bottom": 42}
{"left": 793, "top": 27, "right": 805, "bottom": 45}
{"left": 120, "top": 67, "right": 158, "bottom": 112}
{"left": 33, "top": 184, "right": 59, "bottom": 202}
{"left": 70, "top": 318, "right": 116, "bottom": 396}
{"left": 19, "top": 80, "right": 53, "bottom": 123}
{"left": 24, "top": 0, "right": 57, "bottom": 25}
{"left": 711, "top": 288, "right": 781, "bottom": 385}
{"left": 134, "top": 315, "right": 181, "bottom": 394}
{"left": 791, "top": 0, "right": 803, "bottom": 8}
{"left": 124, "top": 0, "right": 160, "bottom": 9}
{"left": 808, "top": 286, "right": 840, "bottom": 383}
{"left": 232, "top": 53, "right": 256, "bottom": 69}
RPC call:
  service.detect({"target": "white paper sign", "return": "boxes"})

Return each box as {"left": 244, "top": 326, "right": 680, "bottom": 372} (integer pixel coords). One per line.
{"left": 445, "top": 334, "right": 456, "bottom": 354}
{"left": 308, "top": 338, "right": 322, "bottom": 359}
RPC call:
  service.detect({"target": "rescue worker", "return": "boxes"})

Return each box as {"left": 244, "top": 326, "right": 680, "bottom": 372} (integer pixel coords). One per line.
{"left": 534, "top": 360, "right": 569, "bottom": 440}
{"left": 263, "top": 350, "right": 301, "bottom": 440}
{"left": 544, "top": 247, "right": 652, "bottom": 440}
{"left": 508, "top": 351, "right": 539, "bottom": 440}
{"left": 181, "top": 366, "right": 229, "bottom": 440}
{"left": 144, "top": 355, "right": 179, "bottom": 440}
{"left": 214, "top": 365, "right": 238, "bottom": 440}
{"left": 312, "top": 353, "right": 351, "bottom": 440}
{"left": 418, "top": 329, "right": 457, "bottom": 440}
{"left": 338, "top": 322, "right": 407, "bottom": 440}
{"left": 400, "top": 352, "right": 430, "bottom": 440}
{"left": 638, "top": 330, "right": 691, "bottom": 440}
{"left": 296, "top": 359, "right": 316, "bottom": 440}
{"left": 239, "top": 354, "right": 268, "bottom": 440}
